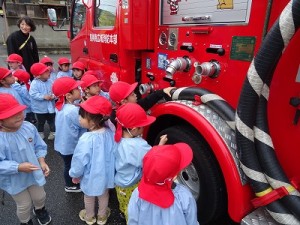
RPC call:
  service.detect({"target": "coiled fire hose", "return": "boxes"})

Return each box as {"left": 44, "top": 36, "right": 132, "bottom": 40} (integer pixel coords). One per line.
{"left": 172, "top": 87, "right": 235, "bottom": 130}
{"left": 236, "top": 0, "right": 300, "bottom": 224}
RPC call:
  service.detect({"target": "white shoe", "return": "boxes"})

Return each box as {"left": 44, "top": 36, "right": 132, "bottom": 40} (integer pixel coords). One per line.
{"left": 39, "top": 132, "right": 45, "bottom": 139}
{"left": 48, "top": 132, "right": 55, "bottom": 140}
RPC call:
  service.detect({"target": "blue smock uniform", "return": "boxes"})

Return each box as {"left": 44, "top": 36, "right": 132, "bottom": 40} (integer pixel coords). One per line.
{"left": 128, "top": 184, "right": 199, "bottom": 225}
{"left": 29, "top": 78, "right": 55, "bottom": 114}
{"left": 57, "top": 70, "right": 72, "bottom": 78}
{"left": 54, "top": 104, "right": 86, "bottom": 155}
{"left": 114, "top": 137, "right": 151, "bottom": 187}
{"left": 0, "top": 121, "right": 47, "bottom": 195}
{"left": 69, "top": 128, "right": 116, "bottom": 196}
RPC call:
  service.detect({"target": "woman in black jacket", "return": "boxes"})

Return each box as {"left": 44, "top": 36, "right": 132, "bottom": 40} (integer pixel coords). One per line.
{"left": 6, "top": 16, "right": 39, "bottom": 80}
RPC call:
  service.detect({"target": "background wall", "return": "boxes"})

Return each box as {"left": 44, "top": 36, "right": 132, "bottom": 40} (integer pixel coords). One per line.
{"left": 2, "top": 0, "right": 70, "bottom": 52}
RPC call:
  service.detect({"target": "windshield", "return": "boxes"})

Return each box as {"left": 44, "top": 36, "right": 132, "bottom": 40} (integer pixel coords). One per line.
{"left": 71, "top": 0, "right": 87, "bottom": 39}
{"left": 94, "top": 0, "right": 117, "bottom": 28}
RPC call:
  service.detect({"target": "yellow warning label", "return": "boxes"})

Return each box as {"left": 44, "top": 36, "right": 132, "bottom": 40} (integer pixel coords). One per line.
{"left": 217, "top": 0, "right": 234, "bottom": 9}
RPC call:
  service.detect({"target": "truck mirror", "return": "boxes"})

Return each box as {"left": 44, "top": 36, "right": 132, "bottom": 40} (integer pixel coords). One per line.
{"left": 47, "top": 8, "right": 57, "bottom": 27}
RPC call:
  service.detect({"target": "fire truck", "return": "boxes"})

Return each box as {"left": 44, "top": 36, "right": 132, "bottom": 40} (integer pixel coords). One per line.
{"left": 48, "top": 0, "right": 300, "bottom": 224}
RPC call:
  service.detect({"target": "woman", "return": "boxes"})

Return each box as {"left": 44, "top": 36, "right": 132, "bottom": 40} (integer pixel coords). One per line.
{"left": 6, "top": 16, "right": 39, "bottom": 80}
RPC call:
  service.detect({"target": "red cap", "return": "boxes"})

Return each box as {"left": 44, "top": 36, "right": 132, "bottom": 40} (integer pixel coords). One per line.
{"left": 109, "top": 81, "right": 138, "bottom": 104}
{"left": 0, "top": 93, "right": 27, "bottom": 119}
{"left": 30, "top": 63, "right": 50, "bottom": 77}
{"left": 83, "top": 70, "right": 98, "bottom": 78}
{"left": 6, "top": 53, "right": 23, "bottom": 63}
{"left": 114, "top": 103, "right": 156, "bottom": 142}
{"left": 0, "top": 67, "right": 12, "bottom": 80}
{"left": 52, "top": 77, "right": 82, "bottom": 110}
{"left": 40, "top": 56, "right": 54, "bottom": 64}
{"left": 72, "top": 61, "right": 86, "bottom": 71}
{"left": 138, "top": 143, "right": 193, "bottom": 208}
{"left": 81, "top": 74, "right": 101, "bottom": 90}
{"left": 79, "top": 95, "right": 112, "bottom": 116}
{"left": 58, "top": 57, "right": 70, "bottom": 65}
{"left": 13, "top": 70, "right": 30, "bottom": 90}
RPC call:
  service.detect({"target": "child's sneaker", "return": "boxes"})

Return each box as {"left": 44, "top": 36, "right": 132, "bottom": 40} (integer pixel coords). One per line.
{"left": 47, "top": 132, "right": 55, "bottom": 140}
{"left": 79, "top": 209, "right": 96, "bottom": 225}
{"left": 64, "top": 186, "right": 82, "bottom": 193}
{"left": 20, "top": 219, "right": 33, "bottom": 225}
{"left": 33, "top": 207, "right": 51, "bottom": 225}
{"left": 38, "top": 132, "right": 45, "bottom": 139}
{"left": 97, "top": 208, "right": 111, "bottom": 225}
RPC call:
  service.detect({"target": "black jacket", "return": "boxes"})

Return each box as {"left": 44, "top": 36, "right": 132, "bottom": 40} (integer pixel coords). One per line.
{"left": 6, "top": 30, "right": 39, "bottom": 78}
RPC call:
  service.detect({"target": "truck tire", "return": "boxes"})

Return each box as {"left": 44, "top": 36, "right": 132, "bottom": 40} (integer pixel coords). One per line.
{"left": 154, "top": 125, "right": 227, "bottom": 224}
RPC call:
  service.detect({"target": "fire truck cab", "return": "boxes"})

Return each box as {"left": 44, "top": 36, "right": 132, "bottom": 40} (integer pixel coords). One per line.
{"left": 48, "top": 0, "right": 300, "bottom": 224}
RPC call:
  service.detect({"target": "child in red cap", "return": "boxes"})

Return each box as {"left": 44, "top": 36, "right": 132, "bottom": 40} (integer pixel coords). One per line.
{"left": 81, "top": 73, "right": 110, "bottom": 101}
{"left": 109, "top": 81, "right": 175, "bottom": 125}
{"left": 13, "top": 69, "right": 37, "bottom": 124}
{"left": 69, "top": 96, "right": 116, "bottom": 225}
{"left": 57, "top": 57, "right": 72, "bottom": 78}
{"left": 0, "top": 67, "right": 27, "bottom": 113}
{"left": 128, "top": 143, "right": 198, "bottom": 225}
{"left": 0, "top": 93, "right": 51, "bottom": 225}
{"left": 114, "top": 103, "right": 167, "bottom": 221}
{"left": 6, "top": 53, "right": 26, "bottom": 72}
{"left": 72, "top": 61, "right": 86, "bottom": 80}
{"left": 40, "top": 56, "right": 57, "bottom": 81}
{"left": 29, "top": 63, "right": 56, "bottom": 140}
{"left": 52, "top": 77, "right": 86, "bottom": 193}
{"left": 109, "top": 81, "right": 175, "bottom": 110}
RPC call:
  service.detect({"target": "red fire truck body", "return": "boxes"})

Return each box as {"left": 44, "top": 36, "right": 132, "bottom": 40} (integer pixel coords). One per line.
{"left": 49, "top": 0, "right": 300, "bottom": 224}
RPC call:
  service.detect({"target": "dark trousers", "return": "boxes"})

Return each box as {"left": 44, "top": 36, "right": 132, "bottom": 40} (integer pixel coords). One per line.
{"left": 59, "top": 153, "right": 76, "bottom": 187}
{"left": 25, "top": 112, "right": 37, "bottom": 123}
{"left": 35, "top": 113, "right": 55, "bottom": 132}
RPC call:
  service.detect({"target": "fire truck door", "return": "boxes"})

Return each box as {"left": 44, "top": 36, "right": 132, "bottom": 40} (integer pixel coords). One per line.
{"left": 70, "top": 0, "right": 89, "bottom": 63}
{"left": 88, "top": 0, "right": 120, "bottom": 77}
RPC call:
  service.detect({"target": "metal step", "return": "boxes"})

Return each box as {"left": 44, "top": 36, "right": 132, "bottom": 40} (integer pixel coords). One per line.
{"left": 241, "top": 208, "right": 278, "bottom": 225}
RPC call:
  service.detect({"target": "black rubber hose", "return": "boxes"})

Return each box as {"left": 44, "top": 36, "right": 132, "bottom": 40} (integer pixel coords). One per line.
{"left": 172, "top": 87, "right": 235, "bottom": 128}
{"left": 236, "top": 0, "right": 300, "bottom": 223}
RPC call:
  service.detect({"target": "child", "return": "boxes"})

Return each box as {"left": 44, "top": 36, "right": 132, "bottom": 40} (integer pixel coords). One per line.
{"left": 128, "top": 143, "right": 199, "bottom": 225}
{"left": 57, "top": 57, "right": 72, "bottom": 78}
{"left": 6, "top": 53, "right": 26, "bottom": 72}
{"left": 13, "top": 69, "right": 36, "bottom": 124}
{"left": 52, "top": 77, "right": 87, "bottom": 192}
{"left": 0, "top": 93, "right": 51, "bottom": 225}
{"left": 114, "top": 103, "right": 167, "bottom": 221}
{"left": 69, "top": 95, "right": 115, "bottom": 225}
{"left": 109, "top": 81, "right": 175, "bottom": 110}
{"left": 40, "top": 56, "right": 57, "bottom": 81}
{"left": 29, "top": 63, "right": 56, "bottom": 140}
{"left": 72, "top": 61, "right": 86, "bottom": 80}
{"left": 0, "top": 67, "right": 26, "bottom": 108}
{"left": 81, "top": 74, "right": 109, "bottom": 101}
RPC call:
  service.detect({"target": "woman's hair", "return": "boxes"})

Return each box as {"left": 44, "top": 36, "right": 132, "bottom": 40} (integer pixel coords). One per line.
{"left": 79, "top": 107, "right": 110, "bottom": 129}
{"left": 17, "top": 16, "right": 36, "bottom": 32}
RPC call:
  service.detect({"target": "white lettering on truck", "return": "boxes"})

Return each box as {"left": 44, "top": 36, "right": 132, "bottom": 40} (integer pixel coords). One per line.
{"left": 89, "top": 34, "right": 118, "bottom": 44}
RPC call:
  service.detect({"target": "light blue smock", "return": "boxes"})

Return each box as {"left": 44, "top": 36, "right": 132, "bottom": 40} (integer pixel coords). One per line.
{"left": 69, "top": 128, "right": 116, "bottom": 196}
{"left": 100, "top": 90, "right": 110, "bottom": 100}
{"left": 54, "top": 104, "right": 87, "bottom": 155}
{"left": 12, "top": 83, "right": 32, "bottom": 114}
{"left": 57, "top": 70, "right": 72, "bottom": 78}
{"left": 0, "top": 121, "right": 47, "bottom": 195}
{"left": 0, "top": 86, "right": 26, "bottom": 108}
{"left": 128, "top": 184, "right": 199, "bottom": 225}
{"left": 114, "top": 137, "right": 151, "bottom": 187}
{"left": 49, "top": 71, "right": 57, "bottom": 82}
{"left": 29, "top": 78, "right": 55, "bottom": 114}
